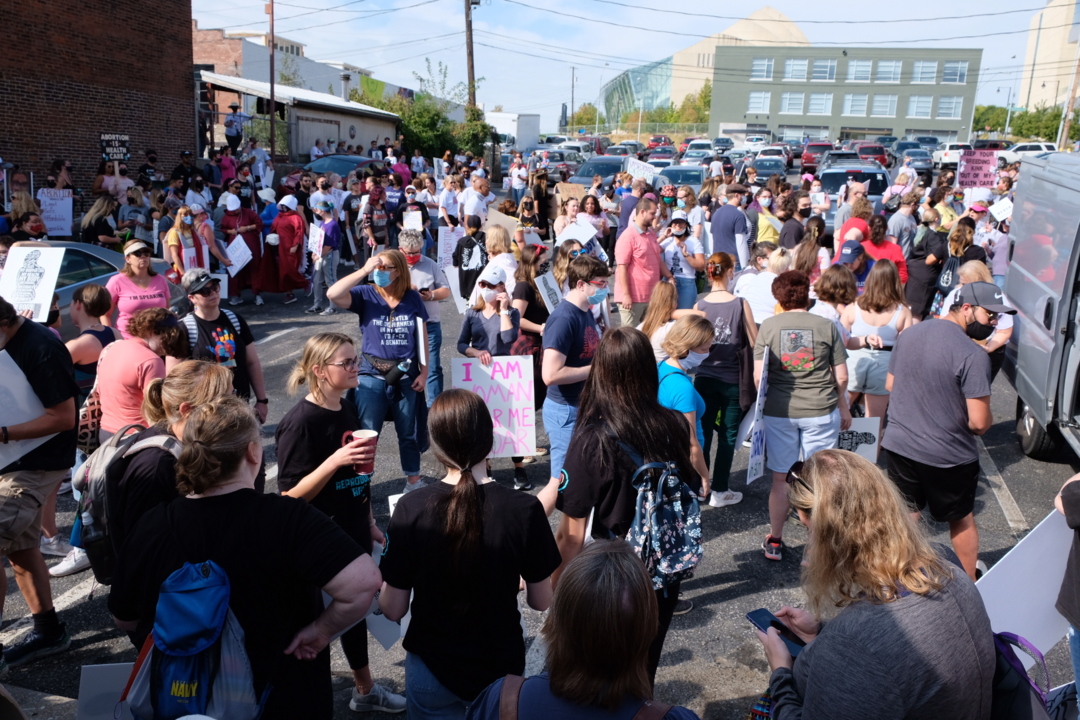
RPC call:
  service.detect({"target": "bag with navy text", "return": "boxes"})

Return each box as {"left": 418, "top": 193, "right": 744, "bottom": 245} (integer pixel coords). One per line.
{"left": 621, "top": 442, "right": 702, "bottom": 590}
{"left": 121, "top": 559, "right": 266, "bottom": 720}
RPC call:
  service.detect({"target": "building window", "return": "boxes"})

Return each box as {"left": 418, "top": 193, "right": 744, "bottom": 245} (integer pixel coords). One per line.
{"left": 808, "top": 93, "right": 833, "bottom": 115}
{"left": 942, "top": 61, "right": 968, "bottom": 84}
{"left": 876, "top": 61, "right": 902, "bottom": 83}
{"left": 907, "top": 95, "right": 933, "bottom": 118}
{"left": 812, "top": 59, "right": 837, "bottom": 81}
{"left": 784, "top": 59, "right": 808, "bottom": 81}
{"left": 747, "top": 91, "right": 771, "bottom": 113}
{"left": 871, "top": 95, "right": 897, "bottom": 117}
{"left": 843, "top": 93, "right": 868, "bottom": 116}
{"left": 912, "top": 61, "right": 937, "bottom": 84}
{"left": 938, "top": 96, "right": 964, "bottom": 119}
{"left": 751, "top": 58, "right": 774, "bottom": 81}
{"left": 780, "top": 92, "right": 805, "bottom": 114}
{"left": 847, "top": 60, "right": 872, "bottom": 83}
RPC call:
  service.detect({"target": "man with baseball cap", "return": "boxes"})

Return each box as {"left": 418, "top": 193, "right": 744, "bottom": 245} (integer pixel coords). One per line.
{"left": 882, "top": 281, "right": 1015, "bottom": 581}
{"left": 710, "top": 183, "right": 751, "bottom": 269}
{"left": 834, "top": 239, "right": 874, "bottom": 293}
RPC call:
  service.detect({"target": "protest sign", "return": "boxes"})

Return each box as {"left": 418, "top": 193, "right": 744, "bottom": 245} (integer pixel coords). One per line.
{"left": 437, "top": 225, "right": 463, "bottom": 269}
{"left": 978, "top": 510, "right": 1072, "bottom": 668}
{"left": 555, "top": 182, "right": 586, "bottom": 203}
{"left": 451, "top": 357, "right": 537, "bottom": 457}
{"left": 38, "top": 189, "right": 73, "bottom": 236}
{"left": 555, "top": 217, "right": 597, "bottom": 247}
{"left": 306, "top": 224, "right": 325, "bottom": 254}
{"left": 990, "top": 197, "right": 1013, "bottom": 222}
{"left": 0, "top": 352, "right": 57, "bottom": 470}
{"left": 99, "top": 132, "right": 130, "bottom": 162}
{"left": 404, "top": 210, "right": 424, "bottom": 231}
{"left": 78, "top": 663, "right": 135, "bottom": 720}
{"left": 534, "top": 271, "right": 563, "bottom": 314}
{"left": 225, "top": 237, "right": 253, "bottom": 277}
{"left": 744, "top": 347, "right": 769, "bottom": 484}
{"left": 485, "top": 209, "right": 519, "bottom": 237}
{"left": 442, "top": 270, "right": 468, "bottom": 314}
{"left": 958, "top": 149, "right": 999, "bottom": 188}
{"left": 0, "top": 246, "right": 64, "bottom": 321}
{"left": 502, "top": 177, "right": 511, "bottom": 191}
{"left": 837, "top": 417, "right": 881, "bottom": 462}
{"left": 433, "top": 158, "right": 446, "bottom": 180}
{"left": 627, "top": 157, "right": 658, "bottom": 183}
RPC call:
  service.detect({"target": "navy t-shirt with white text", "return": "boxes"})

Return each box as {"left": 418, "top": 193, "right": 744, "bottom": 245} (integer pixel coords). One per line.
{"left": 542, "top": 301, "right": 599, "bottom": 406}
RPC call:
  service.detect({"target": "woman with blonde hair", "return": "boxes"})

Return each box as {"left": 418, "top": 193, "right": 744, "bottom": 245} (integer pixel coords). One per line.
{"left": 930, "top": 218, "right": 986, "bottom": 315}
{"left": 841, "top": 259, "right": 912, "bottom": 419}
{"left": 736, "top": 247, "right": 791, "bottom": 324}
{"left": 329, "top": 249, "right": 430, "bottom": 493}
{"left": 552, "top": 238, "right": 583, "bottom": 293}
{"left": 105, "top": 239, "right": 170, "bottom": 339}
{"left": 485, "top": 224, "right": 518, "bottom": 293}
{"left": 163, "top": 206, "right": 203, "bottom": 274}
{"left": 637, "top": 280, "right": 701, "bottom": 363}
{"left": 80, "top": 196, "right": 120, "bottom": 248}
{"left": 754, "top": 450, "right": 995, "bottom": 717}
{"left": 276, "top": 333, "right": 405, "bottom": 713}
{"left": 10, "top": 191, "right": 37, "bottom": 221}
{"left": 514, "top": 194, "right": 545, "bottom": 251}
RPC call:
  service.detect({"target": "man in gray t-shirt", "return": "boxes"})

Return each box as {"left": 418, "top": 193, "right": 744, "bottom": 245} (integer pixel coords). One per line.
{"left": 886, "top": 192, "right": 919, "bottom": 258}
{"left": 882, "top": 281, "right": 1012, "bottom": 580}
{"left": 399, "top": 229, "right": 450, "bottom": 406}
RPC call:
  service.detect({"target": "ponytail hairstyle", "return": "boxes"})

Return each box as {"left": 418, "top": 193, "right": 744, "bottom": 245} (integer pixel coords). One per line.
{"left": 428, "top": 389, "right": 493, "bottom": 571}
{"left": 142, "top": 360, "right": 233, "bottom": 429}
{"left": 287, "top": 332, "right": 355, "bottom": 403}
{"left": 175, "top": 395, "right": 260, "bottom": 495}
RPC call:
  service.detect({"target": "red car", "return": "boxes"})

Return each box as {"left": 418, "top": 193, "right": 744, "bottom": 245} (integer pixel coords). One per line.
{"left": 648, "top": 135, "right": 673, "bottom": 150}
{"left": 679, "top": 137, "right": 701, "bottom": 153}
{"left": 856, "top": 144, "right": 888, "bottom": 167}
{"left": 801, "top": 142, "right": 835, "bottom": 173}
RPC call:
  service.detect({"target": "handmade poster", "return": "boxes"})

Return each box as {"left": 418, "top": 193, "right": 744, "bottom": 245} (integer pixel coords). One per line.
{"left": 0, "top": 352, "right": 56, "bottom": 469}
{"left": 433, "top": 158, "right": 446, "bottom": 180}
{"left": 306, "top": 224, "right": 325, "bottom": 254}
{"left": 485, "top": 208, "right": 519, "bottom": 238}
{"left": 977, "top": 510, "right": 1072, "bottom": 669}
{"left": 555, "top": 217, "right": 599, "bottom": 247}
{"left": 502, "top": 177, "right": 511, "bottom": 191}
{"left": 77, "top": 662, "right": 135, "bottom": 720}
{"left": 626, "top": 157, "right": 657, "bottom": 183}
{"left": 0, "top": 246, "right": 64, "bottom": 321}
{"left": 534, "top": 271, "right": 563, "bottom": 314}
{"left": 837, "top": 417, "right": 881, "bottom": 462}
{"left": 442, "top": 271, "right": 468, "bottom": 314}
{"left": 438, "top": 225, "right": 464, "bottom": 269}
{"left": 958, "top": 149, "right": 999, "bottom": 188}
{"left": 38, "top": 188, "right": 73, "bottom": 236}
{"left": 744, "top": 347, "right": 769, "bottom": 484}
{"left": 555, "top": 182, "right": 586, "bottom": 203}
{"left": 225, "top": 237, "right": 252, "bottom": 277}
{"left": 451, "top": 357, "right": 537, "bottom": 457}
{"left": 990, "top": 197, "right": 1014, "bottom": 222}
{"left": 403, "top": 210, "right": 424, "bottom": 231}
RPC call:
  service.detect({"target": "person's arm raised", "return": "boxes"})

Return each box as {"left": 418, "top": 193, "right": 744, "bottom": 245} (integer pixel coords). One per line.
{"left": 328, "top": 256, "right": 377, "bottom": 308}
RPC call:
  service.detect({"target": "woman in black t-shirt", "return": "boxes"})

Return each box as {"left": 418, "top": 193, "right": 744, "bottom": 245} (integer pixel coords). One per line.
{"left": 553, "top": 326, "right": 699, "bottom": 685}
{"left": 109, "top": 396, "right": 381, "bottom": 719}
{"left": 379, "top": 389, "right": 561, "bottom": 719}
{"left": 510, "top": 245, "right": 551, "bottom": 467}
{"left": 276, "top": 332, "right": 405, "bottom": 713}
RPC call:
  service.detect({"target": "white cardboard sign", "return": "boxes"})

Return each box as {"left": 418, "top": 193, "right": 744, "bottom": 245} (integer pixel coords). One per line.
{"left": 225, "top": 237, "right": 253, "bottom": 277}
{"left": 451, "top": 357, "right": 538, "bottom": 457}
{"left": 744, "top": 347, "right": 769, "bottom": 484}
{"left": 39, "top": 188, "right": 73, "bottom": 236}
{"left": 77, "top": 662, "right": 135, "bottom": 720}
{"left": 437, "top": 225, "right": 463, "bottom": 269}
{"left": 555, "top": 217, "right": 598, "bottom": 247}
{"left": 534, "top": 271, "right": 563, "bottom": 314}
{"left": 990, "top": 197, "right": 1013, "bottom": 222}
{"left": 837, "top": 416, "right": 881, "bottom": 462}
{"left": 0, "top": 351, "right": 57, "bottom": 470}
{"left": 442, "top": 270, "right": 469, "bottom": 315}
{"left": 0, "top": 246, "right": 64, "bottom": 321}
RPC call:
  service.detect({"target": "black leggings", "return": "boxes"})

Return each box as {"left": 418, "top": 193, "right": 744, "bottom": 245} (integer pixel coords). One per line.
{"left": 340, "top": 619, "right": 368, "bottom": 670}
{"left": 647, "top": 580, "right": 681, "bottom": 685}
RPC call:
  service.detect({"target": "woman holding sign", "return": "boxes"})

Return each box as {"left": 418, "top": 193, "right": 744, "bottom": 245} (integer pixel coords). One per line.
{"left": 276, "top": 333, "right": 406, "bottom": 714}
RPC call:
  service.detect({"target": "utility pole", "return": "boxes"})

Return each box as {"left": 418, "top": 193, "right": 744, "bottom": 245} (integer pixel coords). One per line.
{"left": 999, "top": 86, "right": 1013, "bottom": 139}
{"left": 570, "top": 67, "right": 576, "bottom": 133}
{"left": 267, "top": 0, "right": 276, "bottom": 159}
{"left": 1058, "top": 38, "right": 1080, "bottom": 149}
{"left": 1026, "top": 13, "right": 1043, "bottom": 109}
{"left": 464, "top": 0, "right": 476, "bottom": 106}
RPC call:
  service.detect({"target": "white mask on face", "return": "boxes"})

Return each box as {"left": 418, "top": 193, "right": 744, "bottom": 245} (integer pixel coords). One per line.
{"left": 760, "top": 197, "right": 772, "bottom": 208}
{"left": 480, "top": 288, "right": 498, "bottom": 304}
{"left": 681, "top": 350, "right": 709, "bottom": 370}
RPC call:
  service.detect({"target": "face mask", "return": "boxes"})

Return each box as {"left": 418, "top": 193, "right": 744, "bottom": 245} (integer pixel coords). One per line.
{"left": 965, "top": 310, "right": 995, "bottom": 341}
{"left": 811, "top": 186, "right": 821, "bottom": 193}
{"left": 538, "top": 260, "right": 551, "bottom": 275}
{"left": 760, "top": 197, "right": 772, "bottom": 208}
{"left": 404, "top": 252, "right": 422, "bottom": 266}
{"left": 46, "top": 178, "right": 57, "bottom": 188}
{"left": 46, "top": 307, "right": 60, "bottom": 326}
{"left": 587, "top": 286, "right": 609, "bottom": 306}
{"left": 148, "top": 156, "right": 157, "bottom": 164}
{"left": 676, "top": 199, "right": 686, "bottom": 209}
{"left": 681, "top": 350, "right": 708, "bottom": 370}
{"left": 480, "top": 287, "right": 498, "bottom": 304}
{"left": 797, "top": 207, "right": 811, "bottom": 218}
{"left": 720, "top": 196, "right": 729, "bottom": 205}
{"left": 953, "top": 194, "right": 964, "bottom": 201}
{"left": 182, "top": 216, "right": 193, "bottom": 225}
{"left": 672, "top": 226, "right": 687, "bottom": 237}
{"left": 119, "top": 168, "right": 128, "bottom": 176}
{"left": 663, "top": 196, "right": 675, "bottom": 205}
{"left": 372, "top": 269, "right": 393, "bottom": 287}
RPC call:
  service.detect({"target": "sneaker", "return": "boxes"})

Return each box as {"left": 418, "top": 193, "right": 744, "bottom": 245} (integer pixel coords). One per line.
{"left": 39, "top": 535, "right": 72, "bottom": 557}
{"left": 520, "top": 456, "right": 536, "bottom": 464}
{"left": 57, "top": 481, "right": 72, "bottom": 495}
{"left": 673, "top": 598, "right": 693, "bottom": 615}
{"left": 975, "top": 559, "right": 988, "bottom": 581}
{"left": 533, "top": 447, "right": 549, "bottom": 456}
{"left": 320, "top": 307, "right": 336, "bottom": 316}
{"left": 228, "top": 297, "right": 244, "bottom": 306}
{"left": 513, "top": 470, "right": 534, "bottom": 491}
{"left": 283, "top": 294, "right": 297, "bottom": 305}
{"left": 403, "top": 479, "right": 427, "bottom": 494}
{"left": 305, "top": 306, "right": 322, "bottom": 314}
{"left": 4, "top": 626, "right": 71, "bottom": 668}
{"left": 50, "top": 547, "right": 91, "bottom": 577}
{"left": 350, "top": 683, "right": 406, "bottom": 713}
{"left": 709, "top": 490, "right": 743, "bottom": 508}
{"left": 255, "top": 296, "right": 265, "bottom": 306}
{"left": 762, "top": 535, "right": 783, "bottom": 562}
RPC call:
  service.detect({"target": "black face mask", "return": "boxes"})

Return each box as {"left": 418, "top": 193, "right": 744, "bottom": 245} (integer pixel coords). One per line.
{"left": 147, "top": 157, "right": 157, "bottom": 164}
{"left": 119, "top": 167, "right": 128, "bottom": 176}
{"left": 46, "top": 178, "right": 57, "bottom": 188}
{"left": 538, "top": 260, "right": 552, "bottom": 276}
{"left": 965, "top": 310, "right": 995, "bottom": 341}
{"left": 46, "top": 307, "right": 60, "bottom": 326}
{"left": 797, "top": 207, "right": 811, "bottom": 218}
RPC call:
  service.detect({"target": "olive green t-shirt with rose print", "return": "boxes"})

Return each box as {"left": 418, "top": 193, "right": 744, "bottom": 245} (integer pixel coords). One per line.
{"left": 754, "top": 311, "right": 848, "bottom": 419}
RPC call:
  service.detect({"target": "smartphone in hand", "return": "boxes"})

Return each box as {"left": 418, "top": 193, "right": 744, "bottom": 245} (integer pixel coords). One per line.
{"left": 747, "top": 608, "right": 807, "bottom": 657}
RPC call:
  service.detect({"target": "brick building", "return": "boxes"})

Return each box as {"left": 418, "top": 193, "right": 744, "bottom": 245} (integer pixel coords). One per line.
{"left": 0, "top": 0, "right": 195, "bottom": 197}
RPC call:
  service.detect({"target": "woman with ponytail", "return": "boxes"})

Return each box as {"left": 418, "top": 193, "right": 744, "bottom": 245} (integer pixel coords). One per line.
{"left": 109, "top": 396, "right": 382, "bottom": 719}
{"left": 378, "top": 389, "right": 561, "bottom": 720}
{"left": 275, "top": 333, "right": 404, "bottom": 713}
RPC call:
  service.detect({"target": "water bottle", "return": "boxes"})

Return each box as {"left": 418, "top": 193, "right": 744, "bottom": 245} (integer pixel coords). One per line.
{"left": 80, "top": 511, "right": 114, "bottom": 584}
{"left": 384, "top": 358, "right": 411, "bottom": 386}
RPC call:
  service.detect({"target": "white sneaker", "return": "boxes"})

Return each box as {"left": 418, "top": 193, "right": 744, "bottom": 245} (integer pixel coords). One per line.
{"left": 320, "top": 307, "right": 335, "bottom": 316}
{"left": 49, "top": 547, "right": 90, "bottom": 577}
{"left": 228, "top": 296, "right": 243, "bottom": 306}
{"left": 255, "top": 296, "right": 265, "bottom": 306}
{"left": 402, "top": 479, "right": 427, "bottom": 494}
{"left": 40, "top": 535, "right": 72, "bottom": 557}
{"left": 709, "top": 490, "right": 743, "bottom": 508}
{"left": 349, "top": 683, "right": 406, "bottom": 713}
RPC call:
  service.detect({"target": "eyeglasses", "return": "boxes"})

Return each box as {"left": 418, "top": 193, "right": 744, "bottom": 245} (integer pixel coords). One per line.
{"left": 327, "top": 358, "right": 360, "bottom": 371}
{"left": 193, "top": 281, "right": 220, "bottom": 296}
{"left": 786, "top": 461, "right": 814, "bottom": 495}
{"left": 589, "top": 279, "right": 609, "bottom": 289}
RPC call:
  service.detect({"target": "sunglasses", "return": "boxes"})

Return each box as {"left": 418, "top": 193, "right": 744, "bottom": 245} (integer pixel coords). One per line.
{"left": 194, "top": 281, "right": 221, "bottom": 296}
{"left": 327, "top": 358, "right": 360, "bottom": 371}
{"left": 478, "top": 281, "right": 499, "bottom": 289}
{"left": 786, "top": 461, "right": 813, "bottom": 495}
{"left": 129, "top": 249, "right": 152, "bottom": 258}
{"left": 569, "top": 250, "right": 582, "bottom": 258}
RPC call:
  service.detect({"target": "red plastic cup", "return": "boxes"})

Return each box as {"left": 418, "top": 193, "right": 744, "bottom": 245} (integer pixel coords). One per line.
{"left": 341, "top": 429, "right": 379, "bottom": 475}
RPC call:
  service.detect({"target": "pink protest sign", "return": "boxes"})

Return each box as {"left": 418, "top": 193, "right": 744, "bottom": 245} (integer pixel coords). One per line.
{"left": 958, "top": 149, "right": 999, "bottom": 188}
{"left": 451, "top": 357, "right": 537, "bottom": 458}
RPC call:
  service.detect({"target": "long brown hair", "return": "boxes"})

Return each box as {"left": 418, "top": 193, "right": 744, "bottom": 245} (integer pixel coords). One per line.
{"left": 866, "top": 214, "right": 888, "bottom": 247}
{"left": 553, "top": 240, "right": 582, "bottom": 290}
{"left": 639, "top": 281, "right": 678, "bottom": 338}
{"left": 792, "top": 217, "right": 826, "bottom": 275}
{"left": 543, "top": 541, "right": 657, "bottom": 710}
{"left": 514, "top": 245, "right": 544, "bottom": 298}
{"left": 949, "top": 222, "right": 974, "bottom": 257}
{"left": 856, "top": 259, "right": 905, "bottom": 313}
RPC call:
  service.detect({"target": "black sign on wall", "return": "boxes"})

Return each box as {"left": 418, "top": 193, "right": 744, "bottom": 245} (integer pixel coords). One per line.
{"left": 100, "top": 133, "right": 130, "bottom": 162}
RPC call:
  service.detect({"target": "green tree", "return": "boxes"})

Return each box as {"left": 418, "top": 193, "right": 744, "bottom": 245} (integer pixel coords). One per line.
{"left": 278, "top": 55, "right": 303, "bottom": 88}
{"left": 973, "top": 105, "right": 1008, "bottom": 133}
{"left": 453, "top": 104, "right": 491, "bottom": 157}
{"left": 676, "top": 81, "right": 712, "bottom": 123}
{"left": 569, "top": 103, "right": 605, "bottom": 128}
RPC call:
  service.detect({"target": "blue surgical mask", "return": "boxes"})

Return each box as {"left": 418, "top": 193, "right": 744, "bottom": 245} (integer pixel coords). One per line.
{"left": 676, "top": 199, "right": 686, "bottom": 209}
{"left": 372, "top": 269, "right": 392, "bottom": 287}
{"left": 587, "top": 286, "right": 608, "bottom": 306}
{"left": 760, "top": 197, "right": 772, "bottom": 208}
{"left": 181, "top": 216, "right": 193, "bottom": 225}
{"left": 681, "top": 350, "right": 709, "bottom": 370}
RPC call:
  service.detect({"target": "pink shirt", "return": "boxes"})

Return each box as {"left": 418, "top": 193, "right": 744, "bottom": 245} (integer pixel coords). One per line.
{"left": 106, "top": 273, "right": 171, "bottom": 339}
{"left": 614, "top": 224, "right": 662, "bottom": 304}
{"left": 97, "top": 338, "right": 165, "bottom": 433}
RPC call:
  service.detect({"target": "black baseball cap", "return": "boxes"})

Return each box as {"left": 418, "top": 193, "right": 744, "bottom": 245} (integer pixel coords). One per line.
{"left": 957, "top": 282, "right": 1015, "bottom": 315}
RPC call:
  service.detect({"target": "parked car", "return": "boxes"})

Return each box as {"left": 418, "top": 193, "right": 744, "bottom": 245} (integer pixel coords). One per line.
{"left": 619, "top": 140, "right": 647, "bottom": 159}
{"left": 750, "top": 158, "right": 787, "bottom": 182}
{"left": 680, "top": 149, "right": 712, "bottom": 166}
{"left": 727, "top": 149, "right": 750, "bottom": 163}
{"left": 819, "top": 150, "right": 862, "bottom": 169}
{"left": 913, "top": 135, "right": 940, "bottom": 152}
{"left": 686, "top": 139, "right": 713, "bottom": 154}
{"left": 657, "top": 167, "right": 706, "bottom": 195}
{"left": 713, "top": 137, "right": 734, "bottom": 152}
{"left": 857, "top": 144, "right": 889, "bottom": 167}
{"left": 648, "top": 159, "right": 673, "bottom": 170}
{"left": 816, "top": 166, "right": 891, "bottom": 234}
{"left": 714, "top": 155, "right": 735, "bottom": 176}
{"left": 543, "top": 135, "right": 570, "bottom": 145}
{"left": 648, "top": 135, "right": 674, "bottom": 150}
{"left": 648, "top": 145, "right": 677, "bottom": 160}
{"left": 605, "top": 145, "right": 630, "bottom": 156}
{"left": 559, "top": 141, "right": 595, "bottom": 159}
{"left": 973, "top": 139, "right": 1009, "bottom": 150}
{"left": 756, "top": 147, "right": 789, "bottom": 166}
{"left": 678, "top": 137, "right": 702, "bottom": 153}
{"left": 801, "top": 142, "right": 835, "bottom": 173}
{"left": 997, "top": 142, "right": 1058, "bottom": 167}
{"left": 279, "top": 154, "right": 387, "bottom": 195}
{"left": 932, "top": 142, "right": 973, "bottom": 169}
{"left": 541, "top": 149, "right": 585, "bottom": 178}
{"left": 744, "top": 135, "right": 768, "bottom": 151}
{"left": 875, "top": 136, "right": 899, "bottom": 148}
{"left": 568, "top": 156, "right": 629, "bottom": 187}
{"left": 783, "top": 139, "right": 804, "bottom": 159}
{"left": 887, "top": 140, "right": 923, "bottom": 167}
{"left": 898, "top": 149, "right": 934, "bottom": 182}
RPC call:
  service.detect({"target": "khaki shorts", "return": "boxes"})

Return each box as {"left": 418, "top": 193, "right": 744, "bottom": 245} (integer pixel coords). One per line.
{"left": 0, "top": 469, "right": 67, "bottom": 554}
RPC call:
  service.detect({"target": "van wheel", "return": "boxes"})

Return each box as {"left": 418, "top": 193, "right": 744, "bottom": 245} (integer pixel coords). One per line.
{"left": 1016, "top": 397, "right": 1063, "bottom": 460}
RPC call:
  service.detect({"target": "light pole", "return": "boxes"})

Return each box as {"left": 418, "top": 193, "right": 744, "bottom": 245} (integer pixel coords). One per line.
{"left": 998, "top": 86, "right": 1013, "bottom": 139}
{"left": 595, "top": 64, "right": 609, "bottom": 137}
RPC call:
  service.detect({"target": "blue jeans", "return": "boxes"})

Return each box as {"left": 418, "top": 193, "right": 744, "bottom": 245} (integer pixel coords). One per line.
{"left": 512, "top": 187, "right": 526, "bottom": 205}
{"left": 426, "top": 321, "right": 444, "bottom": 407}
{"left": 404, "top": 652, "right": 469, "bottom": 720}
{"left": 993, "top": 274, "right": 1005, "bottom": 289}
{"left": 353, "top": 373, "right": 422, "bottom": 476}
{"left": 674, "top": 276, "right": 697, "bottom": 309}
{"left": 1069, "top": 626, "right": 1080, "bottom": 682}
{"left": 542, "top": 397, "right": 578, "bottom": 480}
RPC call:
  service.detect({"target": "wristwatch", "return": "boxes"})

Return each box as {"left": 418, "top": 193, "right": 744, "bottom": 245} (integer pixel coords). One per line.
{"left": 255, "top": 398, "right": 269, "bottom": 405}
{"left": 500, "top": 309, "right": 512, "bottom": 316}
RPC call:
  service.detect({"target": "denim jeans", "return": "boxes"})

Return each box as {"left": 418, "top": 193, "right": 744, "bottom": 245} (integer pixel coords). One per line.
{"left": 1069, "top": 626, "right": 1080, "bottom": 683}
{"left": 542, "top": 397, "right": 578, "bottom": 480}
{"left": 512, "top": 186, "right": 526, "bottom": 205}
{"left": 674, "top": 276, "right": 698, "bottom": 310}
{"left": 426, "top": 321, "right": 444, "bottom": 407}
{"left": 993, "top": 274, "right": 1005, "bottom": 289}
{"left": 404, "top": 652, "right": 469, "bottom": 720}
{"left": 694, "top": 376, "right": 744, "bottom": 492}
{"left": 353, "top": 373, "right": 422, "bottom": 476}
{"left": 311, "top": 249, "right": 339, "bottom": 310}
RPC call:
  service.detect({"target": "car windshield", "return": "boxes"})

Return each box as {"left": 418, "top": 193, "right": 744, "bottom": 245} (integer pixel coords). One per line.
{"left": 905, "top": 150, "right": 931, "bottom": 158}
{"left": 806, "top": 144, "right": 833, "bottom": 152}
{"left": 659, "top": 168, "right": 705, "bottom": 185}
{"left": 859, "top": 146, "right": 885, "bottom": 154}
{"left": 607, "top": 146, "right": 628, "bottom": 154}
{"left": 651, "top": 147, "right": 674, "bottom": 155}
{"left": 895, "top": 142, "right": 920, "bottom": 151}
{"left": 759, "top": 149, "right": 783, "bottom": 155}
{"left": 575, "top": 159, "right": 623, "bottom": 177}
{"left": 684, "top": 150, "right": 709, "bottom": 158}
{"left": 547, "top": 152, "right": 565, "bottom": 162}
{"left": 753, "top": 160, "right": 786, "bottom": 173}
{"left": 819, "top": 171, "right": 890, "bottom": 195}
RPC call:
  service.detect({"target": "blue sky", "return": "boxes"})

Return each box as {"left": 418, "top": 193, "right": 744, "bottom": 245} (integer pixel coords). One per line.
{"left": 193, "top": 0, "right": 1048, "bottom": 130}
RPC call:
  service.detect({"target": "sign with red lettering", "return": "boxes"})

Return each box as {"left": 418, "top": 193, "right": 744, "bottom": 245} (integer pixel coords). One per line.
{"left": 451, "top": 357, "right": 537, "bottom": 458}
